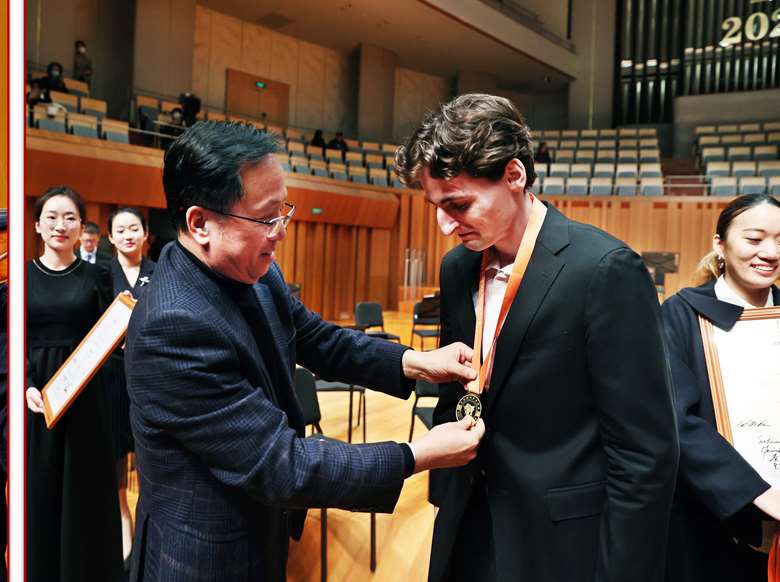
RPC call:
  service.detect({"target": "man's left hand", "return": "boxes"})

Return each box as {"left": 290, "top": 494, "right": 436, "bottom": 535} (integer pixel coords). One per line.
{"left": 402, "top": 342, "right": 477, "bottom": 385}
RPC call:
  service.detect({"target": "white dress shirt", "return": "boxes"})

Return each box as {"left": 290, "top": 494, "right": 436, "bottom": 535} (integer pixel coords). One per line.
{"left": 80, "top": 248, "right": 96, "bottom": 264}
{"left": 470, "top": 206, "right": 548, "bottom": 388}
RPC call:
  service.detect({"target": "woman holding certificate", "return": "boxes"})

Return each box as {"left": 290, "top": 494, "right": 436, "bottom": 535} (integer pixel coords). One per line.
{"left": 101, "top": 207, "right": 155, "bottom": 566}
{"left": 25, "top": 187, "right": 123, "bottom": 582}
{"left": 662, "top": 193, "right": 780, "bottom": 582}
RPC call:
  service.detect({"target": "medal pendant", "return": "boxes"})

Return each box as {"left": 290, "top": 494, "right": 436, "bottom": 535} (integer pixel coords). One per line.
{"left": 455, "top": 393, "right": 482, "bottom": 421}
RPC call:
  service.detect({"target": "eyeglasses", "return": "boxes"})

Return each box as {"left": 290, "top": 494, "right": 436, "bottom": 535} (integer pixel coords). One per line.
{"left": 40, "top": 215, "right": 81, "bottom": 229}
{"left": 204, "top": 202, "right": 295, "bottom": 237}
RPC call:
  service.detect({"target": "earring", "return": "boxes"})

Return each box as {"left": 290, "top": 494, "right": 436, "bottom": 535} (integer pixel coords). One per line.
{"left": 717, "top": 255, "right": 725, "bottom": 270}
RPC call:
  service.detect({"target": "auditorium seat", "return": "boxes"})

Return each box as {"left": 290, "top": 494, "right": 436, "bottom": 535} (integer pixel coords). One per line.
{"left": 593, "top": 163, "right": 615, "bottom": 178}
{"left": 640, "top": 163, "right": 662, "bottom": 178}
{"left": 102, "top": 119, "right": 130, "bottom": 143}
{"left": 598, "top": 139, "right": 617, "bottom": 150}
{"left": 566, "top": 177, "right": 589, "bottom": 195}
{"left": 68, "top": 112, "right": 98, "bottom": 138}
{"left": 549, "top": 163, "right": 570, "bottom": 178}
{"left": 711, "top": 176, "right": 737, "bottom": 196}
{"left": 351, "top": 173, "right": 369, "bottom": 184}
{"left": 556, "top": 150, "right": 575, "bottom": 163}
{"left": 590, "top": 177, "right": 613, "bottom": 196}
{"left": 542, "top": 177, "right": 565, "bottom": 195}
{"left": 739, "top": 123, "right": 761, "bottom": 133}
{"left": 616, "top": 163, "right": 638, "bottom": 178}
{"left": 754, "top": 145, "right": 778, "bottom": 161}
{"left": 701, "top": 147, "right": 726, "bottom": 164}
{"left": 597, "top": 149, "right": 616, "bottom": 163}
{"left": 136, "top": 95, "right": 160, "bottom": 130}
{"left": 345, "top": 151, "right": 364, "bottom": 167}
{"left": 743, "top": 133, "right": 766, "bottom": 146}
{"left": 727, "top": 146, "right": 752, "bottom": 162}
{"left": 721, "top": 134, "right": 743, "bottom": 147}
{"left": 581, "top": 129, "right": 599, "bottom": 139}
{"left": 579, "top": 140, "right": 597, "bottom": 150}
{"left": 732, "top": 161, "right": 757, "bottom": 178}
{"left": 345, "top": 138, "right": 360, "bottom": 150}
{"left": 63, "top": 77, "right": 89, "bottom": 97}
{"left": 535, "top": 163, "right": 548, "bottom": 180}
{"left": 600, "top": 129, "right": 618, "bottom": 138}
{"left": 570, "top": 163, "right": 591, "bottom": 178}
{"left": 698, "top": 136, "right": 720, "bottom": 148}
{"left": 325, "top": 148, "right": 343, "bottom": 164}
{"left": 34, "top": 104, "right": 66, "bottom": 133}
{"left": 758, "top": 161, "right": 780, "bottom": 178}
{"left": 739, "top": 176, "right": 766, "bottom": 195}
{"left": 49, "top": 90, "right": 79, "bottom": 112}
{"left": 640, "top": 177, "right": 664, "bottom": 196}
{"left": 80, "top": 97, "right": 107, "bottom": 119}
{"left": 292, "top": 160, "right": 310, "bottom": 174}
{"left": 765, "top": 122, "right": 780, "bottom": 131}
{"left": 615, "top": 177, "right": 637, "bottom": 196}
{"left": 365, "top": 154, "right": 384, "bottom": 169}
{"left": 640, "top": 149, "right": 661, "bottom": 162}
{"left": 769, "top": 176, "right": 780, "bottom": 195}
{"left": 528, "top": 179, "right": 541, "bottom": 195}
{"left": 575, "top": 150, "right": 595, "bottom": 164}
{"left": 706, "top": 161, "right": 730, "bottom": 178}
{"left": 286, "top": 127, "right": 307, "bottom": 143}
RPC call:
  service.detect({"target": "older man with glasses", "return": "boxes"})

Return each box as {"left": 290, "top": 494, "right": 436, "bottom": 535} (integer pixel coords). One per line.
{"left": 124, "top": 121, "right": 485, "bottom": 582}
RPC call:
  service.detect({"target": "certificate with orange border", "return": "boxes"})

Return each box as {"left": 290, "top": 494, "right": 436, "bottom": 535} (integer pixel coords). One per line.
{"left": 42, "top": 293, "right": 136, "bottom": 428}
{"left": 699, "top": 307, "right": 780, "bottom": 486}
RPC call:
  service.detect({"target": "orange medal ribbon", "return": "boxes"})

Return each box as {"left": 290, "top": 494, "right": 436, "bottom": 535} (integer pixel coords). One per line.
{"left": 770, "top": 530, "right": 780, "bottom": 582}
{"left": 466, "top": 195, "right": 546, "bottom": 396}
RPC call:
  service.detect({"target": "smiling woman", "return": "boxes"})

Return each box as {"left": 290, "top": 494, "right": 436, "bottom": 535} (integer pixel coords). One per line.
{"left": 661, "top": 193, "right": 780, "bottom": 582}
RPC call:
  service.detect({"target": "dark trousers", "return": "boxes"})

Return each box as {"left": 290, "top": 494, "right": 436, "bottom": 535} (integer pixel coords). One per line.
{"left": 444, "top": 478, "right": 496, "bottom": 582}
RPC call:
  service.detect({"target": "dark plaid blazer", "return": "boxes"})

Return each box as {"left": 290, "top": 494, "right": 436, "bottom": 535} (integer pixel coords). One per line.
{"left": 125, "top": 242, "right": 413, "bottom": 582}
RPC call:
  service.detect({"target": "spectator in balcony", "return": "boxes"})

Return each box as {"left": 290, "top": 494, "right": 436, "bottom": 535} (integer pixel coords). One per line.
{"left": 160, "top": 108, "right": 187, "bottom": 150}
{"left": 327, "top": 131, "right": 350, "bottom": 156}
{"left": 534, "top": 141, "right": 551, "bottom": 165}
{"left": 26, "top": 80, "right": 45, "bottom": 108}
{"left": 73, "top": 40, "right": 93, "bottom": 88}
{"left": 32, "top": 62, "right": 69, "bottom": 103}
{"left": 310, "top": 129, "right": 326, "bottom": 157}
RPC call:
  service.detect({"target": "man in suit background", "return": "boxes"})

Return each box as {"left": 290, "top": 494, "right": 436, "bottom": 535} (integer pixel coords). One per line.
{"left": 394, "top": 94, "right": 679, "bottom": 582}
{"left": 124, "top": 121, "right": 485, "bottom": 582}
{"left": 78, "top": 221, "right": 110, "bottom": 264}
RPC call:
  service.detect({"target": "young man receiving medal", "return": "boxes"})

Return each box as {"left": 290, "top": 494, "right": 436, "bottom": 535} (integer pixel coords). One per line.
{"left": 395, "top": 94, "right": 680, "bottom": 582}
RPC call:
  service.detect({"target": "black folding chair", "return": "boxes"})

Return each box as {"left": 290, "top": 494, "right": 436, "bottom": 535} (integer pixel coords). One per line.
{"left": 294, "top": 368, "right": 378, "bottom": 581}
{"left": 408, "top": 379, "right": 439, "bottom": 441}
{"left": 410, "top": 297, "right": 440, "bottom": 350}
{"left": 354, "top": 302, "right": 400, "bottom": 342}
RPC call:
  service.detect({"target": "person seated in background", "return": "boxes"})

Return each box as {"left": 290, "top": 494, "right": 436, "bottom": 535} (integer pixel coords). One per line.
{"left": 26, "top": 80, "right": 45, "bottom": 108}
{"left": 79, "top": 221, "right": 109, "bottom": 265}
{"left": 33, "top": 62, "right": 69, "bottom": 103}
{"left": 327, "top": 131, "right": 349, "bottom": 155}
{"left": 310, "top": 128, "right": 326, "bottom": 158}
{"left": 534, "top": 141, "right": 551, "bottom": 164}
{"left": 160, "top": 108, "right": 187, "bottom": 150}
{"left": 73, "top": 40, "right": 93, "bottom": 87}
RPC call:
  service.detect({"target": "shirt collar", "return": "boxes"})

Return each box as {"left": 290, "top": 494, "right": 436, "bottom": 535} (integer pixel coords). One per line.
{"left": 714, "top": 275, "right": 775, "bottom": 308}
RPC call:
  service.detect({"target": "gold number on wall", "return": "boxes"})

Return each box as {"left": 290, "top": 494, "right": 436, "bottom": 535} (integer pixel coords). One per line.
{"left": 770, "top": 8, "right": 780, "bottom": 39}
{"left": 745, "top": 12, "right": 770, "bottom": 41}
{"left": 720, "top": 16, "right": 742, "bottom": 47}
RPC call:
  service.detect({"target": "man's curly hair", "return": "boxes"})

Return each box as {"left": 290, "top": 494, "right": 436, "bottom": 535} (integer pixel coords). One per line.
{"left": 394, "top": 93, "right": 536, "bottom": 189}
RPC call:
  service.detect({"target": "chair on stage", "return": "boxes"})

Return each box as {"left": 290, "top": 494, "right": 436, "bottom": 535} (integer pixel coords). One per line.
{"left": 408, "top": 379, "right": 439, "bottom": 441}
{"left": 410, "top": 296, "right": 440, "bottom": 351}
{"left": 294, "top": 367, "right": 378, "bottom": 581}
{"left": 354, "top": 302, "right": 400, "bottom": 342}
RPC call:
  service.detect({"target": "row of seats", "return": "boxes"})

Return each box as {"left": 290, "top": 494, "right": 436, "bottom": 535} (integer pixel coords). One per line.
{"left": 284, "top": 142, "right": 394, "bottom": 169}
{"left": 711, "top": 176, "right": 780, "bottom": 196}
{"left": 695, "top": 121, "right": 780, "bottom": 137}
{"left": 705, "top": 160, "right": 780, "bottom": 179}
{"left": 532, "top": 127, "right": 658, "bottom": 139}
{"left": 46, "top": 90, "right": 106, "bottom": 118}
{"left": 27, "top": 105, "right": 129, "bottom": 143}
{"left": 541, "top": 148, "right": 661, "bottom": 163}
{"left": 698, "top": 132, "right": 780, "bottom": 148}
{"left": 276, "top": 153, "right": 401, "bottom": 187}
{"left": 535, "top": 138, "right": 659, "bottom": 150}
{"left": 26, "top": 76, "right": 90, "bottom": 98}
{"left": 700, "top": 145, "right": 778, "bottom": 165}
{"left": 537, "top": 162, "right": 662, "bottom": 179}
{"left": 530, "top": 176, "right": 664, "bottom": 197}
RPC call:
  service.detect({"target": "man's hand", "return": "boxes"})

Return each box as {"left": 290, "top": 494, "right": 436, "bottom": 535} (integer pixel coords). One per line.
{"left": 402, "top": 342, "right": 477, "bottom": 385}
{"left": 754, "top": 486, "right": 780, "bottom": 521}
{"left": 412, "top": 415, "right": 485, "bottom": 473}
{"left": 26, "top": 387, "right": 45, "bottom": 414}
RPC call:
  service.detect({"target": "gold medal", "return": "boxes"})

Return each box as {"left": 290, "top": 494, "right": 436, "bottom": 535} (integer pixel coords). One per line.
{"left": 455, "top": 393, "right": 482, "bottom": 421}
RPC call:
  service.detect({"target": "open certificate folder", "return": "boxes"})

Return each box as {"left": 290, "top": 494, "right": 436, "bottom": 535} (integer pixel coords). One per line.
{"left": 42, "top": 293, "right": 137, "bottom": 428}
{"left": 700, "top": 306, "right": 780, "bottom": 486}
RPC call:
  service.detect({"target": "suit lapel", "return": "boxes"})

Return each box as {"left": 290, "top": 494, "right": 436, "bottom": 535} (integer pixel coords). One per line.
{"left": 483, "top": 205, "right": 569, "bottom": 410}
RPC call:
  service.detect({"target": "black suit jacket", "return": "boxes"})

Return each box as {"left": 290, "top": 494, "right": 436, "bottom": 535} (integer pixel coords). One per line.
{"left": 125, "top": 242, "right": 414, "bottom": 582}
{"left": 428, "top": 203, "right": 679, "bottom": 582}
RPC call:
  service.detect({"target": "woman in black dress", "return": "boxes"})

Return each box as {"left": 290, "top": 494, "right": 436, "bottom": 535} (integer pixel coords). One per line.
{"left": 662, "top": 194, "right": 780, "bottom": 582}
{"left": 103, "top": 207, "right": 155, "bottom": 564}
{"left": 25, "top": 186, "right": 123, "bottom": 582}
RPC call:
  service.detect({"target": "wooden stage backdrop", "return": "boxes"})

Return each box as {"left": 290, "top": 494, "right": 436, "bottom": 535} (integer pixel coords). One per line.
{"left": 26, "top": 128, "right": 738, "bottom": 317}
